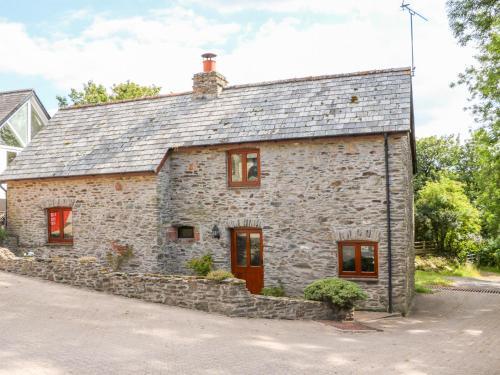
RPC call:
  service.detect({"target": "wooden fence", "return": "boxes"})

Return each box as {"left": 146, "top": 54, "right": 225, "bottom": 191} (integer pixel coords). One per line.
{"left": 414, "top": 241, "right": 437, "bottom": 256}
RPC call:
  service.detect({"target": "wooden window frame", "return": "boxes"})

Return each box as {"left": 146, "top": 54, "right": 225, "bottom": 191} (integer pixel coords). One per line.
{"left": 231, "top": 227, "right": 264, "bottom": 268}
{"left": 47, "top": 207, "right": 73, "bottom": 244}
{"left": 227, "top": 149, "right": 261, "bottom": 188}
{"left": 338, "top": 241, "right": 378, "bottom": 278}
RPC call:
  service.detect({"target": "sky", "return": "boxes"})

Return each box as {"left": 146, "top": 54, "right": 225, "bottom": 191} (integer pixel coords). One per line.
{"left": 0, "top": 0, "right": 477, "bottom": 139}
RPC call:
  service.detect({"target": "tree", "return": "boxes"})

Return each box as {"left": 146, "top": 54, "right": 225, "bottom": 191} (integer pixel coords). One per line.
{"left": 416, "top": 177, "right": 481, "bottom": 256}
{"left": 415, "top": 135, "right": 462, "bottom": 193}
{"left": 447, "top": 0, "right": 499, "bottom": 125}
{"left": 447, "top": 1, "right": 499, "bottom": 238}
{"left": 57, "top": 80, "right": 161, "bottom": 108}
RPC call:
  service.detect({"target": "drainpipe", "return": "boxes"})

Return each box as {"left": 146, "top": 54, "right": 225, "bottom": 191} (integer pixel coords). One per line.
{"left": 384, "top": 133, "right": 393, "bottom": 313}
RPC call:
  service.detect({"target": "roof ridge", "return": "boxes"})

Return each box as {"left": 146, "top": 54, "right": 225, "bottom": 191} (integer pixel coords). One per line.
{"left": 59, "top": 67, "right": 411, "bottom": 111}
{"left": 0, "top": 88, "right": 34, "bottom": 95}
{"left": 60, "top": 91, "right": 192, "bottom": 111}
{"left": 225, "top": 67, "right": 412, "bottom": 91}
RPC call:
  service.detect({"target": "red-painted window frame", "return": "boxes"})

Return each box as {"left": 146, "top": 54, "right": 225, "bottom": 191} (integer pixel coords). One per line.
{"left": 338, "top": 241, "right": 378, "bottom": 278}
{"left": 227, "top": 149, "right": 261, "bottom": 187}
{"left": 47, "top": 207, "right": 73, "bottom": 244}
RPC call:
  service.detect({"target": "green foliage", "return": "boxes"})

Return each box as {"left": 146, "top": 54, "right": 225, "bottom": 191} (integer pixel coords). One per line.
{"left": 416, "top": 176, "right": 481, "bottom": 256}
{"left": 304, "top": 278, "right": 367, "bottom": 309}
{"left": 206, "top": 269, "right": 234, "bottom": 281}
{"left": 415, "top": 135, "right": 462, "bottom": 193}
{"left": 57, "top": 80, "right": 161, "bottom": 108}
{"left": 106, "top": 243, "right": 134, "bottom": 271}
{"left": 447, "top": 0, "right": 499, "bottom": 125}
{"left": 476, "top": 236, "right": 500, "bottom": 267}
{"left": 186, "top": 253, "right": 213, "bottom": 276}
{"left": 0, "top": 226, "right": 7, "bottom": 242}
{"left": 261, "top": 285, "right": 286, "bottom": 297}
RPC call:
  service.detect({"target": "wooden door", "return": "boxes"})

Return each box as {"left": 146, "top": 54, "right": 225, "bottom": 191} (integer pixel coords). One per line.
{"left": 231, "top": 228, "right": 263, "bottom": 294}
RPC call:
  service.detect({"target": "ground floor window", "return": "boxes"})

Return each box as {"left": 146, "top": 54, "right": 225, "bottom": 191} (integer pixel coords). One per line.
{"left": 47, "top": 207, "right": 73, "bottom": 244}
{"left": 338, "top": 241, "right": 378, "bottom": 278}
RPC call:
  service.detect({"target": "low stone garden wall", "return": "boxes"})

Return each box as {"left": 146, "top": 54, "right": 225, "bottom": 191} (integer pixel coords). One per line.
{"left": 0, "top": 248, "right": 346, "bottom": 320}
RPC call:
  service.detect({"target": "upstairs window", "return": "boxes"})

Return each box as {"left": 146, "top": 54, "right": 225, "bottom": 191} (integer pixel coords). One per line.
{"left": 228, "top": 149, "right": 260, "bottom": 187}
{"left": 47, "top": 207, "right": 73, "bottom": 244}
{"left": 338, "top": 241, "right": 378, "bottom": 278}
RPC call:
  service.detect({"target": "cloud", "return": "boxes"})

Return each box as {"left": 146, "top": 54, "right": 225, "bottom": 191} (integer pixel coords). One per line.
{"left": 0, "top": 0, "right": 477, "bottom": 138}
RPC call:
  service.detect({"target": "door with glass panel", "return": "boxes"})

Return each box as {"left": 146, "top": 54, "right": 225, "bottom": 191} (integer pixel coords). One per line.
{"left": 231, "top": 228, "right": 264, "bottom": 294}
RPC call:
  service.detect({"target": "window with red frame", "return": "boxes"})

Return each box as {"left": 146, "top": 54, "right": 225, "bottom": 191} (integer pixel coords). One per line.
{"left": 227, "top": 149, "right": 260, "bottom": 187}
{"left": 338, "top": 241, "right": 378, "bottom": 278}
{"left": 48, "top": 207, "right": 73, "bottom": 243}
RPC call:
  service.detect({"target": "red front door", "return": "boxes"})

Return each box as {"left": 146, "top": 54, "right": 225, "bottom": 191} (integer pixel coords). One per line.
{"left": 231, "top": 228, "right": 264, "bottom": 294}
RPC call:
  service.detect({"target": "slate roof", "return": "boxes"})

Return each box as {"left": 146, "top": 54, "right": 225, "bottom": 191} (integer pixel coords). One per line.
{"left": 0, "top": 67, "right": 413, "bottom": 181}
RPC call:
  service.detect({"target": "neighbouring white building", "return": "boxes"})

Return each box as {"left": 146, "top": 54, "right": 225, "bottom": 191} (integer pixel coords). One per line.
{"left": 0, "top": 89, "right": 50, "bottom": 210}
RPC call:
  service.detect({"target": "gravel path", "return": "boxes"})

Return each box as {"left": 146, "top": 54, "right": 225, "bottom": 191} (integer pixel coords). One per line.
{"left": 1, "top": 271, "right": 499, "bottom": 375}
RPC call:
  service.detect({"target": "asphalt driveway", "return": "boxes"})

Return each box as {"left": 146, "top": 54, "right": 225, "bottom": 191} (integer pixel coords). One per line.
{"left": 1, "top": 271, "right": 499, "bottom": 375}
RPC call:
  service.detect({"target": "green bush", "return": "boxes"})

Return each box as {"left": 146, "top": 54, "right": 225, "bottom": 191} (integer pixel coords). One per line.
{"left": 304, "top": 278, "right": 367, "bottom": 309}
{"left": 476, "top": 237, "right": 500, "bottom": 267}
{"left": 261, "top": 285, "right": 286, "bottom": 297}
{"left": 206, "top": 269, "right": 234, "bottom": 281}
{"left": 186, "top": 253, "right": 213, "bottom": 276}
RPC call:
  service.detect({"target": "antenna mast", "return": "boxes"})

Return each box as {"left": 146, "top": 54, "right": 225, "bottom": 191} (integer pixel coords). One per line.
{"left": 401, "top": 1, "right": 428, "bottom": 76}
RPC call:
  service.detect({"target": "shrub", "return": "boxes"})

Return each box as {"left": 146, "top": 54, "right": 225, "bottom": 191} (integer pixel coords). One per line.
{"left": 261, "top": 285, "right": 286, "bottom": 297}
{"left": 476, "top": 237, "right": 500, "bottom": 267}
{"left": 206, "top": 269, "right": 234, "bottom": 281}
{"left": 415, "top": 255, "right": 456, "bottom": 272}
{"left": 106, "top": 242, "right": 134, "bottom": 271}
{"left": 186, "top": 253, "right": 213, "bottom": 276}
{"left": 304, "top": 278, "right": 367, "bottom": 309}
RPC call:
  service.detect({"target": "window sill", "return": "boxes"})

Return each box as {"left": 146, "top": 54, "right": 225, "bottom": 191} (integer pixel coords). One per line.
{"left": 228, "top": 185, "right": 261, "bottom": 190}
{"left": 339, "top": 276, "right": 379, "bottom": 282}
{"left": 45, "top": 242, "right": 74, "bottom": 247}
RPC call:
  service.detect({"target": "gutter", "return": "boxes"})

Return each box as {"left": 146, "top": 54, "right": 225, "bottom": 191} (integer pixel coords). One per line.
{"left": 1, "top": 184, "right": 6, "bottom": 227}
{"left": 384, "top": 133, "right": 393, "bottom": 313}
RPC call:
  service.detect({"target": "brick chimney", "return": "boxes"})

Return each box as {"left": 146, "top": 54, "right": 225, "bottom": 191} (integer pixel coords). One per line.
{"left": 192, "top": 53, "right": 228, "bottom": 99}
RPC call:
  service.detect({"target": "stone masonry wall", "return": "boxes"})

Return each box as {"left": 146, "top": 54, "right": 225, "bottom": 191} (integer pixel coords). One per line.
{"left": 0, "top": 250, "right": 340, "bottom": 320}
{"left": 6, "top": 174, "right": 162, "bottom": 273}
{"left": 158, "top": 134, "right": 414, "bottom": 313}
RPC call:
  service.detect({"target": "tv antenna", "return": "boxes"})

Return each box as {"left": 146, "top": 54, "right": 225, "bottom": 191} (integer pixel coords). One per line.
{"left": 401, "top": 1, "right": 428, "bottom": 76}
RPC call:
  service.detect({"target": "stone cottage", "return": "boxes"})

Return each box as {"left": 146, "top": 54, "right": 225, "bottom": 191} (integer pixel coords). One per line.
{"left": 0, "top": 54, "right": 415, "bottom": 313}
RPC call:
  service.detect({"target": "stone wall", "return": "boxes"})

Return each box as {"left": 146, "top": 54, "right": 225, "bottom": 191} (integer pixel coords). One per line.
{"left": 159, "top": 134, "right": 414, "bottom": 313}
{"left": 6, "top": 134, "right": 414, "bottom": 314}
{"left": 0, "top": 251, "right": 341, "bottom": 321}
{"left": 6, "top": 174, "right": 162, "bottom": 273}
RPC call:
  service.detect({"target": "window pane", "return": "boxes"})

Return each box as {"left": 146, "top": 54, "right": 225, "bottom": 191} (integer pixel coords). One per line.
{"left": 6, "top": 151, "right": 17, "bottom": 166}
{"left": 231, "top": 154, "right": 243, "bottom": 182}
{"left": 0, "top": 125, "right": 22, "bottom": 147}
{"left": 30, "top": 105, "right": 44, "bottom": 138}
{"left": 63, "top": 209, "right": 73, "bottom": 239}
{"left": 250, "top": 233, "right": 261, "bottom": 266}
{"left": 8, "top": 103, "right": 28, "bottom": 145}
{"left": 246, "top": 153, "right": 258, "bottom": 181}
{"left": 341, "top": 245, "right": 356, "bottom": 272}
{"left": 236, "top": 233, "right": 247, "bottom": 266}
{"left": 49, "top": 210, "right": 61, "bottom": 238}
{"left": 178, "top": 226, "right": 194, "bottom": 239}
{"left": 361, "top": 245, "right": 375, "bottom": 272}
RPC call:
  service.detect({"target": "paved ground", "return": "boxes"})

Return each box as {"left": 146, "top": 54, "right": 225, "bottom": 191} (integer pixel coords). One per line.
{"left": 447, "top": 274, "right": 500, "bottom": 291}
{"left": 1, "top": 272, "right": 499, "bottom": 375}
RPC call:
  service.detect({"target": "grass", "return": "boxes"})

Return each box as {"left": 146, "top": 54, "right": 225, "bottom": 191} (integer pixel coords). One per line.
{"left": 442, "top": 263, "right": 481, "bottom": 278}
{"left": 478, "top": 265, "right": 500, "bottom": 275}
{"left": 415, "top": 270, "right": 453, "bottom": 293}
